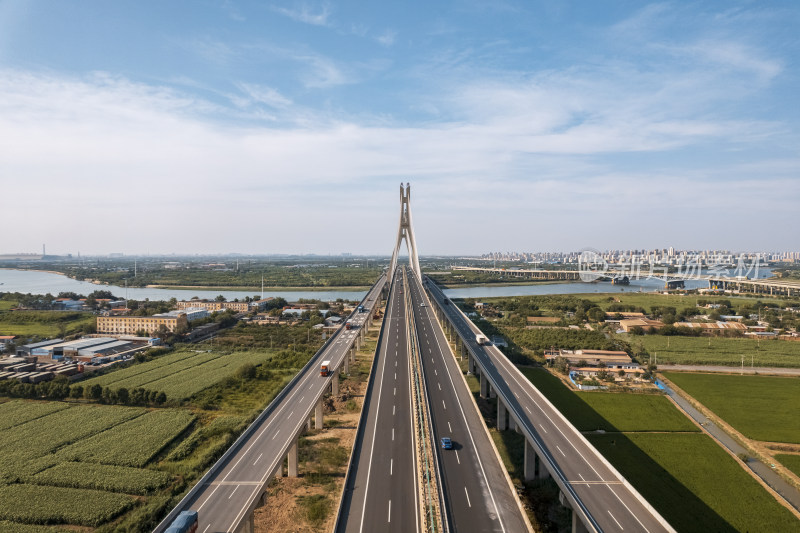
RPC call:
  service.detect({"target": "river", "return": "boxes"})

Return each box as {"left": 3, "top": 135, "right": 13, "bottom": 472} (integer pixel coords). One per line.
{"left": 0, "top": 267, "right": 772, "bottom": 302}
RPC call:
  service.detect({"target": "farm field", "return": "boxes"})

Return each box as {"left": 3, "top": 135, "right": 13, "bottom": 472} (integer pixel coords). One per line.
{"left": 0, "top": 400, "right": 193, "bottom": 529}
{"left": 775, "top": 454, "right": 800, "bottom": 479}
{"left": 639, "top": 335, "right": 800, "bottom": 368}
{"left": 663, "top": 372, "right": 800, "bottom": 443}
{"left": 518, "top": 367, "right": 698, "bottom": 432}
{"left": 581, "top": 292, "right": 769, "bottom": 312}
{"left": 0, "top": 310, "right": 95, "bottom": 338}
{"left": 588, "top": 433, "right": 800, "bottom": 533}
{"left": 80, "top": 347, "right": 277, "bottom": 400}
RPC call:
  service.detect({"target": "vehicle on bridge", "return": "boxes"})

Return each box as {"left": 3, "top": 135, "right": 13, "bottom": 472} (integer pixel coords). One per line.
{"left": 320, "top": 360, "right": 332, "bottom": 377}
{"left": 357, "top": 305, "right": 365, "bottom": 313}
{"left": 165, "top": 510, "right": 197, "bottom": 533}
{"left": 440, "top": 437, "right": 453, "bottom": 450}
{"left": 475, "top": 333, "right": 490, "bottom": 345}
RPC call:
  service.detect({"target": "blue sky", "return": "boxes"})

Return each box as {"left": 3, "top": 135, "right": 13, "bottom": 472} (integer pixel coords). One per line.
{"left": 1, "top": 1, "right": 798, "bottom": 255}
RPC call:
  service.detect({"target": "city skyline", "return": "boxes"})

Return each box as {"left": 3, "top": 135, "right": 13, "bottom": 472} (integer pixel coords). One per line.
{"left": 1, "top": 1, "right": 799, "bottom": 255}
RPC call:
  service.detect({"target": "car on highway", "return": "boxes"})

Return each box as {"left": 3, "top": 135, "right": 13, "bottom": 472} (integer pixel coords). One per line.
{"left": 440, "top": 437, "right": 453, "bottom": 450}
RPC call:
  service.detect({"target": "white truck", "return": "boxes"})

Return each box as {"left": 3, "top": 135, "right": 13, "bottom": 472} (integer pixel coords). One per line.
{"left": 475, "top": 333, "right": 490, "bottom": 346}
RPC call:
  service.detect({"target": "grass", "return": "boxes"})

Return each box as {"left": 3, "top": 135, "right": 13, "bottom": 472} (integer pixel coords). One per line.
{"left": 80, "top": 347, "right": 280, "bottom": 401}
{"left": 588, "top": 433, "right": 800, "bottom": 533}
{"left": 0, "top": 312, "right": 95, "bottom": 337}
{"left": 663, "top": 372, "right": 800, "bottom": 443}
{"left": 0, "top": 484, "right": 135, "bottom": 526}
{"left": 519, "top": 367, "right": 698, "bottom": 432}
{"left": 775, "top": 454, "right": 800, "bottom": 479}
{"left": 581, "top": 292, "right": 769, "bottom": 312}
{"left": 638, "top": 335, "right": 800, "bottom": 368}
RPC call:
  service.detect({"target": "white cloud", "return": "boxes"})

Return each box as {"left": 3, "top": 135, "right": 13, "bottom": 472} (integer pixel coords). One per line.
{"left": 0, "top": 66, "right": 795, "bottom": 254}
{"left": 376, "top": 29, "right": 397, "bottom": 47}
{"left": 270, "top": 2, "right": 332, "bottom": 27}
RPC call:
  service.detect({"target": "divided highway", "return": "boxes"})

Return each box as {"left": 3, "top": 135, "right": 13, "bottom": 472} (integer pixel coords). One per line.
{"left": 407, "top": 273, "right": 530, "bottom": 533}
{"left": 155, "top": 276, "right": 386, "bottom": 533}
{"left": 336, "top": 271, "right": 420, "bottom": 533}
{"left": 426, "top": 278, "right": 675, "bottom": 533}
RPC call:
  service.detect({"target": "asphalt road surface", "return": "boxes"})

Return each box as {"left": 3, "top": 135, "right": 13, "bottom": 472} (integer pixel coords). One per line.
{"left": 158, "top": 278, "right": 386, "bottom": 533}
{"left": 427, "top": 280, "right": 674, "bottom": 533}
{"left": 336, "top": 271, "right": 420, "bottom": 533}
{"left": 408, "top": 273, "right": 530, "bottom": 533}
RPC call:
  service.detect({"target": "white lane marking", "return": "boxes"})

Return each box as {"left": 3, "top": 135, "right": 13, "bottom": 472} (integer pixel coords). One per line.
{"left": 272, "top": 430, "right": 280, "bottom": 440}
{"left": 608, "top": 486, "right": 651, "bottom": 532}
{"left": 455, "top": 450, "right": 460, "bottom": 464}
{"left": 288, "top": 411, "right": 294, "bottom": 419}
{"left": 390, "top": 458, "right": 393, "bottom": 475}
{"left": 203, "top": 526, "right": 210, "bottom": 533}
{"left": 438, "top": 382, "right": 441, "bottom": 390}
{"left": 434, "top": 369, "right": 437, "bottom": 376}
{"left": 394, "top": 387, "right": 396, "bottom": 396}
{"left": 392, "top": 428, "right": 395, "bottom": 441}
{"left": 395, "top": 372, "right": 397, "bottom": 380}
{"left": 608, "top": 510, "right": 623, "bottom": 529}
{"left": 388, "top": 500, "right": 392, "bottom": 523}
{"left": 299, "top": 396, "right": 305, "bottom": 403}
{"left": 229, "top": 485, "right": 239, "bottom": 499}
{"left": 539, "top": 423, "right": 547, "bottom": 434}
{"left": 442, "top": 400, "right": 446, "bottom": 410}
{"left": 448, "top": 422, "right": 452, "bottom": 433}
{"left": 557, "top": 445, "right": 566, "bottom": 457}
{"left": 393, "top": 405, "right": 396, "bottom": 415}
{"left": 464, "top": 487, "right": 472, "bottom": 507}
{"left": 253, "top": 453, "right": 263, "bottom": 465}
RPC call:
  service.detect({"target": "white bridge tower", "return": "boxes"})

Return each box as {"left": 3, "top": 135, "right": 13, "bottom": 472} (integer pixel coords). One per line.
{"left": 389, "top": 183, "right": 421, "bottom": 284}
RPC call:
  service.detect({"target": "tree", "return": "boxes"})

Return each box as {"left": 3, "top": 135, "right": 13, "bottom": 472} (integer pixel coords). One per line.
{"left": 70, "top": 385, "right": 83, "bottom": 399}
{"left": 116, "top": 387, "right": 130, "bottom": 404}
{"left": 215, "top": 294, "right": 227, "bottom": 302}
{"left": 587, "top": 307, "right": 606, "bottom": 322}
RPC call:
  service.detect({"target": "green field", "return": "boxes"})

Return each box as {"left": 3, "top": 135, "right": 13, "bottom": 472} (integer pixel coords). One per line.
{"left": 0, "top": 401, "right": 193, "bottom": 527}
{"left": 0, "top": 310, "right": 95, "bottom": 338}
{"left": 581, "top": 292, "right": 768, "bottom": 312}
{"left": 588, "top": 433, "right": 800, "bottom": 533}
{"left": 80, "top": 347, "right": 278, "bottom": 400}
{"left": 519, "top": 367, "right": 698, "bottom": 432}
{"left": 663, "top": 372, "right": 800, "bottom": 443}
{"left": 638, "top": 335, "right": 800, "bottom": 368}
{"left": 775, "top": 454, "right": 800, "bottom": 478}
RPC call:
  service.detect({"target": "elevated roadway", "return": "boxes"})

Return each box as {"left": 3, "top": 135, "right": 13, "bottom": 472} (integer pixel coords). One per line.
{"left": 426, "top": 278, "right": 675, "bottom": 533}
{"left": 154, "top": 276, "right": 386, "bottom": 533}
{"left": 335, "top": 271, "right": 420, "bottom": 533}
{"left": 407, "top": 273, "right": 531, "bottom": 533}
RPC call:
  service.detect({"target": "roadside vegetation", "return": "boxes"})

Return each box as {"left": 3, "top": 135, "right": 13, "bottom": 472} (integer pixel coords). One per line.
{"left": 663, "top": 372, "right": 800, "bottom": 443}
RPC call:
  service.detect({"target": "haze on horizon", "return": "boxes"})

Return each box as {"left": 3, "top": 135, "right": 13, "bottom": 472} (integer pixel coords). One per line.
{"left": 1, "top": 1, "right": 798, "bottom": 256}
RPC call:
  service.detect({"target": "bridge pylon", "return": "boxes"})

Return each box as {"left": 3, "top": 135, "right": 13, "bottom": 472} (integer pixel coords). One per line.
{"left": 389, "top": 182, "right": 421, "bottom": 284}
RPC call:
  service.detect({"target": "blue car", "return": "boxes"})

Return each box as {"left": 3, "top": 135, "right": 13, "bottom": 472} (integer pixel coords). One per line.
{"left": 440, "top": 437, "right": 453, "bottom": 450}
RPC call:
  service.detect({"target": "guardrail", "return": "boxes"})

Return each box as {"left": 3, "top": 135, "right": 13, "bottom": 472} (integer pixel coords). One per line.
{"left": 423, "top": 277, "right": 676, "bottom": 533}
{"left": 405, "top": 270, "right": 445, "bottom": 533}
{"left": 153, "top": 275, "right": 386, "bottom": 533}
{"left": 331, "top": 274, "right": 394, "bottom": 532}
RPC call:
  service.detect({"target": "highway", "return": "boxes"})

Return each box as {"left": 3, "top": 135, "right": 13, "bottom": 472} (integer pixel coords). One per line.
{"left": 426, "top": 278, "right": 675, "bottom": 533}
{"left": 155, "top": 277, "right": 386, "bottom": 533}
{"left": 336, "top": 270, "right": 420, "bottom": 533}
{"left": 407, "top": 273, "right": 530, "bottom": 533}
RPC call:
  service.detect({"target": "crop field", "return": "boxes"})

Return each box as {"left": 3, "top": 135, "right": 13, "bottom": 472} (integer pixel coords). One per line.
{"left": 57, "top": 410, "right": 195, "bottom": 467}
{"left": 663, "top": 372, "right": 800, "bottom": 443}
{"left": 80, "top": 348, "right": 277, "bottom": 400}
{"left": 775, "top": 454, "right": 800, "bottom": 478}
{"left": 32, "top": 462, "right": 171, "bottom": 494}
{"left": 639, "top": 335, "right": 800, "bottom": 367}
{"left": 0, "top": 400, "right": 69, "bottom": 431}
{"left": 0, "top": 484, "right": 134, "bottom": 527}
{"left": 581, "top": 292, "right": 767, "bottom": 313}
{"left": 588, "top": 433, "right": 800, "bottom": 533}
{"left": 0, "top": 401, "right": 196, "bottom": 528}
{"left": 0, "top": 310, "right": 95, "bottom": 337}
{"left": 518, "top": 367, "right": 698, "bottom": 432}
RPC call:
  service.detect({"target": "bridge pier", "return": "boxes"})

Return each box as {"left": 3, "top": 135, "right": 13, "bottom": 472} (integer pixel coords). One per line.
{"left": 497, "top": 399, "right": 507, "bottom": 431}
{"left": 460, "top": 341, "right": 466, "bottom": 361}
{"left": 479, "top": 371, "right": 489, "bottom": 398}
{"left": 537, "top": 452, "right": 551, "bottom": 479}
{"left": 343, "top": 355, "right": 349, "bottom": 374}
{"left": 468, "top": 354, "right": 476, "bottom": 375}
{"left": 314, "top": 400, "right": 324, "bottom": 430}
{"left": 489, "top": 382, "right": 496, "bottom": 399}
{"left": 235, "top": 512, "right": 255, "bottom": 533}
{"left": 273, "top": 458, "right": 284, "bottom": 478}
{"left": 332, "top": 372, "right": 339, "bottom": 396}
{"left": 287, "top": 437, "right": 298, "bottom": 477}
{"left": 572, "top": 511, "right": 589, "bottom": 533}
{"left": 523, "top": 439, "right": 536, "bottom": 481}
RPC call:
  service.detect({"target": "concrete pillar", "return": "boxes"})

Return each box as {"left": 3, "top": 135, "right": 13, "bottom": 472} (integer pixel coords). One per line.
{"left": 489, "top": 383, "right": 496, "bottom": 399}
{"left": 287, "top": 437, "right": 298, "bottom": 477}
{"left": 468, "top": 354, "right": 476, "bottom": 375}
{"left": 237, "top": 512, "right": 255, "bottom": 533}
{"left": 343, "top": 355, "right": 349, "bottom": 374}
{"left": 523, "top": 439, "right": 536, "bottom": 481}
{"left": 273, "top": 458, "right": 284, "bottom": 479}
{"left": 305, "top": 416, "right": 311, "bottom": 432}
{"left": 537, "top": 453, "right": 551, "bottom": 479}
{"left": 460, "top": 342, "right": 466, "bottom": 361}
{"left": 480, "top": 372, "right": 488, "bottom": 398}
{"left": 315, "top": 400, "right": 323, "bottom": 429}
{"left": 497, "top": 399, "right": 507, "bottom": 431}
{"left": 508, "top": 415, "right": 516, "bottom": 432}
{"left": 332, "top": 372, "right": 339, "bottom": 395}
{"left": 572, "top": 511, "right": 589, "bottom": 533}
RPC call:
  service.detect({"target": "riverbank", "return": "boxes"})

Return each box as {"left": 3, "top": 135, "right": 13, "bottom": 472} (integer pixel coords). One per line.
{"left": 146, "top": 284, "right": 373, "bottom": 292}
{"left": 430, "top": 279, "right": 574, "bottom": 289}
